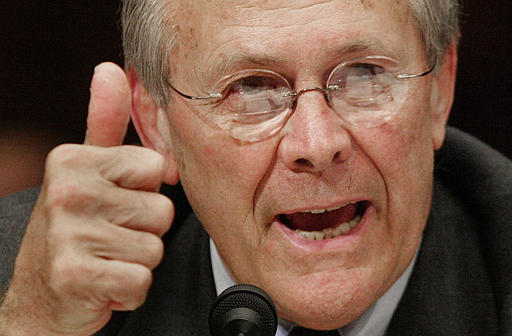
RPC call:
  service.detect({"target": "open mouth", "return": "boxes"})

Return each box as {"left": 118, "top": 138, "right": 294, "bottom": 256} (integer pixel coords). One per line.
{"left": 278, "top": 201, "right": 370, "bottom": 240}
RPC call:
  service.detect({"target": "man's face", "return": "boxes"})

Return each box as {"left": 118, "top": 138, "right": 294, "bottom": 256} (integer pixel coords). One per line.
{"left": 161, "top": 0, "right": 450, "bottom": 329}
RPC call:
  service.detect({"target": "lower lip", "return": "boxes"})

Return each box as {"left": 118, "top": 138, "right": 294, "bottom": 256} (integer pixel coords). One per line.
{"left": 271, "top": 204, "right": 375, "bottom": 250}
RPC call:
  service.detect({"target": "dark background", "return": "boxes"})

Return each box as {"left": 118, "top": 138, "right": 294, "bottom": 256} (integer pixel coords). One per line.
{"left": 1, "top": 1, "right": 511, "bottom": 196}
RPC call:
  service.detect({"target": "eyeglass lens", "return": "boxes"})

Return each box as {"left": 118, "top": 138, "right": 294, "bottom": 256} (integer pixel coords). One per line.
{"left": 201, "top": 57, "right": 418, "bottom": 141}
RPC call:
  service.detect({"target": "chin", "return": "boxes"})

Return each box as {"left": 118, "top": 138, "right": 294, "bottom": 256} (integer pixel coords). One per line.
{"left": 269, "top": 272, "right": 380, "bottom": 330}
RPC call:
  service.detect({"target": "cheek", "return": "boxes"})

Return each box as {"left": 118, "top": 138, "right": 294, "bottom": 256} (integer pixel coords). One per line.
{"left": 358, "top": 91, "right": 435, "bottom": 240}
{"left": 165, "top": 102, "right": 278, "bottom": 228}
{"left": 369, "top": 85, "right": 436, "bottom": 181}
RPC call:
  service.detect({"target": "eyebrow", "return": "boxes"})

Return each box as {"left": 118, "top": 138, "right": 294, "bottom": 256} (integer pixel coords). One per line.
{"left": 205, "top": 39, "right": 389, "bottom": 82}
{"left": 330, "top": 40, "right": 387, "bottom": 59}
{"left": 208, "top": 54, "right": 283, "bottom": 79}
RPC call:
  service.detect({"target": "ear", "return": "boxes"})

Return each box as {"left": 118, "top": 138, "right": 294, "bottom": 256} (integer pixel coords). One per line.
{"left": 430, "top": 42, "right": 458, "bottom": 150}
{"left": 126, "top": 67, "right": 180, "bottom": 185}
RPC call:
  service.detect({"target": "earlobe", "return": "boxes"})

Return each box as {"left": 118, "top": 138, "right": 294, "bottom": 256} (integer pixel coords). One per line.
{"left": 431, "top": 43, "right": 458, "bottom": 150}
{"left": 127, "top": 67, "right": 180, "bottom": 185}
{"left": 156, "top": 106, "right": 180, "bottom": 185}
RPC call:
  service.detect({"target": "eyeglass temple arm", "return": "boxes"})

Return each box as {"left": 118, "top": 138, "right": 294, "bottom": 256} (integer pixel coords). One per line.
{"left": 396, "top": 56, "right": 437, "bottom": 79}
{"left": 167, "top": 79, "right": 222, "bottom": 100}
{"left": 168, "top": 56, "right": 437, "bottom": 100}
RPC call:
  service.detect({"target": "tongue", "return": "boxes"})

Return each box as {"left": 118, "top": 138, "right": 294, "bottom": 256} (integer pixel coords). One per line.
{"left": 284, "top": 203, "right": 358, "bottom": 231}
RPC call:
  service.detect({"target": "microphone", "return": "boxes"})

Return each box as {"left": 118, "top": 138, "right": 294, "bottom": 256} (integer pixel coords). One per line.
{"left": 209, "top": 284, "right": 278, "bottom": 336}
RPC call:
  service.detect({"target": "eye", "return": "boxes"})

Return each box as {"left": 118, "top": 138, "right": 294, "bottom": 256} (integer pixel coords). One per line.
{"left": 217, "top": 74, "right": 291, "bottom": 118}
{"left": 349, "top": 63, "right": 386, "bottom": 83}
{"left": 330, "top": 63, "right": 388, "bottom": 89}
{"left": 328, "top": 61, "right": 397, "bottom": 107}
{"left": 224, "top": 76, "right": 286, "bottom": 98}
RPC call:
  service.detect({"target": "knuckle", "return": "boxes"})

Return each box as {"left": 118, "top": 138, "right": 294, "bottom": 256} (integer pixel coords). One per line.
{"left": 118, "top": 146, "right": 162, "bottom": 166}
{"left": 132, "top": 193, "right": 173, "bottom": 236}
{"left": 144, "top": 153, "right": 166, "bottom": 183}
{"left": 45, "top": 178, "right": 99, "bottom": 214}
{"left": 140, "top": 233, "right": 165, "bottom": 268}
{"left": 123, "top": 293, "right": 148, "bottom": 311}
{"left": 45, "top": 144, "right": 83, "bottom": 172}
{"left": 49, "top": 253, "right": 87, "bottom": 294}
{"left": 137, "top": 147, "right": 165, "bottom": 175}
{"left": 141, "top": 147, "right": 164, "bottom": 168}
{"left": 45, "top": 178, "right": 79, "bottom": 209}
{"left": 106, "top": 263, "right": 152, "bottom": 310}
{"left": 145, "top": 148, "right": 165, "bottom": 168}
{"left": 134, "top": 267, "right": 153, "bottom": 292}
{"left": 123, "top": 267, "right": 152, "bottom": 309}
{"left": 152, "top": 194, "right": 174, "bottom": 235}
{"left": 105, "top": 146, "right": 165, "bottom": 190}
{"left": 46, "top": 218, "right": 74, "bottom": 252}
{"left": 44, "top": 145, "right": 105, "bottom": 214}
{"left": 109, "top": 198, "right": 138, "bottom": 226}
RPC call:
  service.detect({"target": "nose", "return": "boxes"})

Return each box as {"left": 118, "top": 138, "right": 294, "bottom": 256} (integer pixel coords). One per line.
{"left": 278, "top": 90, "right": 353, "bottom": 174}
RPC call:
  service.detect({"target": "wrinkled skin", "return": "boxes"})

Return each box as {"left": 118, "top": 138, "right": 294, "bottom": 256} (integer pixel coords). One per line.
{"left": 0, "top": 64, "right": 173, "bottom": 336}
{"left": 132, "top": 0, "right": 457, "bottom": 330}
{"left": 0, "top": 1, "right": 456, "bottom": 334}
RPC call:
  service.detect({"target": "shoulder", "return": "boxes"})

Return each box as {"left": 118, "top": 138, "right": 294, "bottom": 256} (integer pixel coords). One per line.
{"left": 434, "top": 127, "right": 512, "bottom": 329}
{"left": 434, "top": 127, "right": 512, "bottom": 244}
{"left": 433, "top": 127, "right": 512, "bottom": 230}
{"left": 0, "top": 188, "right": 40, "bottom": 294}
{"left": 388, "top": 129, "right": 511, "bottom": 334}
{"left": 435, "top": 127, "right": 512, "bottom": 193}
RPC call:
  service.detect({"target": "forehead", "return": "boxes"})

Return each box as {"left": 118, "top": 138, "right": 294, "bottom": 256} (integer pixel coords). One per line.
{"left": 176, "top": 0, "right": 409, "bottom": 22}
{"left": 171, "top": 0, "right": 421, "bottom": 79}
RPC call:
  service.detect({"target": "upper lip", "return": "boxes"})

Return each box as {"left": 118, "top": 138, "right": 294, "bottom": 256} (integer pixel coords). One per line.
{"left": 275, "top": 199, "right": 367, "bottom": 216}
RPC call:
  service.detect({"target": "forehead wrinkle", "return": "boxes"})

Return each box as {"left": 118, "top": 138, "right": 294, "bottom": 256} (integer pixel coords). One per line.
{"left": 190, "top": 50, "right": 284, "bottom": 93}
{"left": 180, "top": 0, "right": 415, "bottom": 89}
{"left": 204, "top": 39, "right": 390, "bottom": 81}
{"left": 214, "top": 53, "right": 284, "bottom": 77}
{"left": 326, "top": 40, "right": 388, "bottom": 61}
{"left": 233, "top": 0, "right": 334, "bottom": 10}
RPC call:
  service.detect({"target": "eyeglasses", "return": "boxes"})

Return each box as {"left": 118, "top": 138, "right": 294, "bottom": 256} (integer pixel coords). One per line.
{"left": 168, "top": 55, "right": 436, "bottom": 142}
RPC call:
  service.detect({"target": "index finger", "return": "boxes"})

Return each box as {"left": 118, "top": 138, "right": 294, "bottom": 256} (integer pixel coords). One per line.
{"left": 84, "top": 62, "right": 132, "bottom": 147}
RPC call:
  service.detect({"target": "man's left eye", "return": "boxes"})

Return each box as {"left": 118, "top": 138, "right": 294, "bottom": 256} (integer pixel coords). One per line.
{"left": 345, "top": 63, "right": 387, "bottom": 82}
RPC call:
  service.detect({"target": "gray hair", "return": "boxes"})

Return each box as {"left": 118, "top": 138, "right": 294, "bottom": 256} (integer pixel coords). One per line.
{"left": 409, "top": 0, "right": 460, "bottom": 63}
{"left": 121, "top": 0, "right": 460, "bottom": 108}
{"left": 121, "top": 0, "right": 176, "bottom": 107}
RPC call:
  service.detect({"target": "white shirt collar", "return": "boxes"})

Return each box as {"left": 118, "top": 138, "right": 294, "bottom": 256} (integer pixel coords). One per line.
{"left": 210, "top": 239, "right": 420, "bottom": 336}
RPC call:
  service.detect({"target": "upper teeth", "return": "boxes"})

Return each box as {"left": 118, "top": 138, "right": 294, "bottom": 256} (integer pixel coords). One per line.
{"left": 301, "top": 202, "right": 351, "bottom": 214}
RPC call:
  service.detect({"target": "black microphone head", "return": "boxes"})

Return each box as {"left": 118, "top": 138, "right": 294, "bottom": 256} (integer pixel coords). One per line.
{"left": 209, "top": 284, "right": 278, "bottom": 336}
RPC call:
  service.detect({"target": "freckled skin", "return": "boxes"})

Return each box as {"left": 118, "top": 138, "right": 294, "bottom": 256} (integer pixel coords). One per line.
{"left": 154, "top": 0, "right": 454, "bottom": 329}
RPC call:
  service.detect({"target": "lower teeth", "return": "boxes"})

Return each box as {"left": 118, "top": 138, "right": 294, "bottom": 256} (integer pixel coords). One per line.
{"left": 295, "top": 215, "right": 361, "bottom": 240}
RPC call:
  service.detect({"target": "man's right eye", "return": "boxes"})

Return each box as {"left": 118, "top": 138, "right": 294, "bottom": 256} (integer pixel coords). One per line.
{"left": 221, "top": 75, "right": 290, "bottom": 115}
{"left": 225, "top": 76, "right": 282, "bottom": 97}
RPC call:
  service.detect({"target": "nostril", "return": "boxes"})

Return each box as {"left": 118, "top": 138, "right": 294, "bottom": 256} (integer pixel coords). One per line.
{"left": 333, "top": 151, "right": 343, "bottom": 163}
{"left": 295, "top": 158, "right": 313, "bottom": 168}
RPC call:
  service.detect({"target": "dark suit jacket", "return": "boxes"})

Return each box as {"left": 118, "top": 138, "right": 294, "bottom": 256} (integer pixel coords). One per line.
{"left": 1, "top": 127, "right": 511, "bottom": 335}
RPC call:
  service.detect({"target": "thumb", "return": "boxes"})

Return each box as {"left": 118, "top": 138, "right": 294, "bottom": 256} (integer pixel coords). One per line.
{"left": 84, "top": 62, "right": 132, "bottom": 147}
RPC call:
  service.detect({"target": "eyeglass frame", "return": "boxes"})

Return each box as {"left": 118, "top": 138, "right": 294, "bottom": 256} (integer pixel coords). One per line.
{"left": 164, "top": 55, "right": 437, "bottom": 141}
{"left": 166, "top": 55, "right": 436, "bottom": 102}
